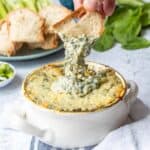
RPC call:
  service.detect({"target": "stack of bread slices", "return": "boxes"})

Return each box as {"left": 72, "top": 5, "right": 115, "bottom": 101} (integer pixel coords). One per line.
{"left": 0, "top": 5, "right": 72, "bottom": 56}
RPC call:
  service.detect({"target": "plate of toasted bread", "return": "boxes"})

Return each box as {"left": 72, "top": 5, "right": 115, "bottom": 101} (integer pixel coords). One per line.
{"left": 0, "top": 5, "right": 73, "bottom": 61}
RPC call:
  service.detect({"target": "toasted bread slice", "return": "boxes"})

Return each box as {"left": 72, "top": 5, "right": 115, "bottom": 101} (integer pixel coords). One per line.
{"left": 65, "top": 12, "right": 104, "bottom": 38}
{"left": 8, "top": 9, "right": 44, "bottom": 43}
{"left": 40, "top": 5, "right": 72, "bottom": 33}
{"left": 53, "top": 7, "right": 104, "bottom": 38}
{"left": 28, "top": 33, "right": 59, "bottom": 50}
{"left": 0, "top": 21, "right": 22, "bottom": 56}
{"left": 52, "top": 7, "right": 86, "bottom": 33}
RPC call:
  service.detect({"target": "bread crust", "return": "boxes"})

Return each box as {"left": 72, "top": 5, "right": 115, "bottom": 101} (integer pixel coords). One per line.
{"left": 53, "top": 7, "right": 86, "bottom": 30}
{"left": 40, "top": 5, "right": 72, "bottom": 34}
{"left": 28, "top": 33, "right": 60, "bottom": 50}
{"left": 0, "top": 20, "right": 22, "bottom": 56}
{"left": 53, "top": 7, "right": 104, "bottom": 37}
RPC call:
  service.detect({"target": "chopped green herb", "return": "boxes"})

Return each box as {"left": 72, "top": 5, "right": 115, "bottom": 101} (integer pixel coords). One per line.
{"left": 0, "top": 63, "right": 14, "bottom": 79}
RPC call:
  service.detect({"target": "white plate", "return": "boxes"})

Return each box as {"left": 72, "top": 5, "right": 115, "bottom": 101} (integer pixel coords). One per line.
{"left": 0, "top": 44, "right": 63, "bottom": 62}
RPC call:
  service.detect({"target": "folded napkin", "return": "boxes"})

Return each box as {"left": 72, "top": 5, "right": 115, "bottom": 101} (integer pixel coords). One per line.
{"left": 94, "top": 116, "right": 150, "bottom": 150}
{"left": 0, "top": 99, "right": 149, "bottom": 150}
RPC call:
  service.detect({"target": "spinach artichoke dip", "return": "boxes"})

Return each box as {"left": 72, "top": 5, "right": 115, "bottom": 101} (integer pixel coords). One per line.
{"left": 23, "top": 33, "right": 126, "bottom": 112}
{"left": 51, "top": 34, "right": 100, "bottom": 97}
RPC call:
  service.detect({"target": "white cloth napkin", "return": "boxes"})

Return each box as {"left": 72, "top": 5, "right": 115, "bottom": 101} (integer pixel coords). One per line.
{"left": 94, "top": 99, "right": 150, "bottom": 150}
{"left": 0, "top": 99, "right": 149, "bottom": 150}
{"left": 94, "top": 116, "right": 150, "bottom": 150}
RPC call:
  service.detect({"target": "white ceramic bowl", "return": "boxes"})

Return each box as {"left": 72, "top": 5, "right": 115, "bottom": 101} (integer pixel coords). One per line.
{"left": 6, "top": 62, "right": 138, "bottom": 149}
{"left": 0, "top": 62, "right": 16, "bottom": 88}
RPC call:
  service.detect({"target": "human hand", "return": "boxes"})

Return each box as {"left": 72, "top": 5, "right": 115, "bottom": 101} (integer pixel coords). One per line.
{"left": 73, "top": 0, "right": 115, "bottom": 18}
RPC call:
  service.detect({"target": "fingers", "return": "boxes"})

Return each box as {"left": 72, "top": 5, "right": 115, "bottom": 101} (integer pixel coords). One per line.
{"left": 74, "top": 0, "right": 116, "bottom": 17}
{"left": 83, "top": 0, "right": 98, "bottom": 12}
{"left": 96, "top": 1, "right": 105, "bottom": 18}
{"left": 102, "top": 0, "right": 116, "bottom": 16}
{"left": 83, "top": 0, "right": 106, "bottom": 18}
{"left": 73, "top": 0, "right": 84, "bottom": 9}
{"left": 93, "top": 0, "right": 116, "bottom": 17}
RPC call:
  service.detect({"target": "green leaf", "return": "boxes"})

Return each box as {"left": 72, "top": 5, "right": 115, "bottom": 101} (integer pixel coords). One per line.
{"left": 117, "top": 0, "right": 144, "bottom": 7}
{"left": 38, "top": 0, "right": 51, "bottom": 8}
{"left": 94, "top": 2, "right": 150, "bottom": 51}
{"left": 0, "top": 1, "right": 8, "bottom": 19}
{"left": 112, "top": 7, "right": 142, "bottom": 44}
{"left": 93, "top": 28, "right": 115, "bottom": 51}
{"left": 2, "top": 0, "right": 12, "bottom": 12}
{"left": 36, "top": 0, "right": 51, "bottom": 11}
{"left": 36, "top": 1, "right": 42, "bottom": 11}
{"left": 22, "top": 0, "right": 37, "bottom": 12}
{"left": 106, "top": 6, "right": 130, "bottom": 28}
{"left": 123, "top": 37, "right": 150, "bottom": 49}
{"left": 3, "top": 0, "right": 25, "bottom": 12}
{"left": 141, "top": 3, "right": 150, "bottom": 27}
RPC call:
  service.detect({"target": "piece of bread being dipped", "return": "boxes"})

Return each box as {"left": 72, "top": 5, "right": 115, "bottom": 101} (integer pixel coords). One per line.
{"left": 52, "top": 7, "right": 104, "bottom": 38}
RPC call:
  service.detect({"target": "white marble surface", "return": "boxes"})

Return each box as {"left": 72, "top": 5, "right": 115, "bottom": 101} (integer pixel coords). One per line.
{"left": 0, "top": 44, "right": 150, "bottom": 110}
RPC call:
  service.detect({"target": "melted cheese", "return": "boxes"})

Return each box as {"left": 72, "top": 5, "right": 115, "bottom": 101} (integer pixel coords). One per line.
{"left": 52, "top": 34, "right": 103, "bottom": 97}
{"left": 23, "top": 63, "right": 126, "bottom": 112}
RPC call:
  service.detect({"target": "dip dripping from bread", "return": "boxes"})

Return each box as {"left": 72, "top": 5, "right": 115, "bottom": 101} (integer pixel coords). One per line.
{"left": 52, "top": 7, "right": 105, "bottom": 97}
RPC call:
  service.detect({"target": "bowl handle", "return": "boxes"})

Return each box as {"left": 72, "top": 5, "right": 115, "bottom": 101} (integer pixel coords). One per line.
{"left": 124, "top": 80, "right": 138, "bottom": 110}
{"left": 5, "top": 106, "right": 55, "bottom": 144}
